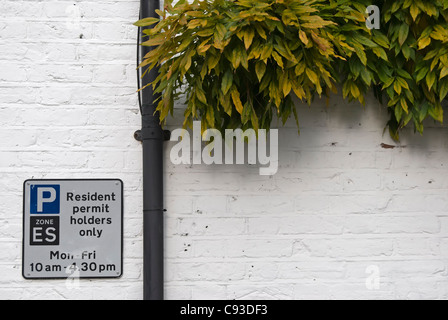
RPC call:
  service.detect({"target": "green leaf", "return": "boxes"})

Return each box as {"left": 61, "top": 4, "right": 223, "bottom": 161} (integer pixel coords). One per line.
{"left": 177, "top": 37, "right": 194, "bottom": 52}
{"left": 134, "top": 0, "right": 448, "bottom": 140}
{"left": 395, "top": 102, "right": 403, "bottom": 122}
{"left": 428, "top": 103, "right": 443, "bottom": 123}
{"left": 207, "top": 53, "right": 220, "bottom": 70}
{"left": 354, "top": 46, "right": 367, "bottom": 65}
{"left": 400, "top": 97, "right": 409, "bottom": 113}
{"left": 250, "top": 105, "right": 259, "bottom": 131}
{"left": 439, "top": 78, "right": 448, "bottom": 101}
{"left": 241, "top": 102, "right": 252, "bottom": 125}
{"left": 394, "top": 80, "right": 402, "bottom": 95}
{"left": 206, "top": 104, "right": 215, "bottom": 127}
{"left": 398, "top": 24, "right": 409, "bottom": 47}
{"left": 219, "top": 92, "right": 232, "bottom": 116}
{"left": 134, "top": 17, "right": 160, "bottom": 27}
{"left": 372, "top": 47, "right": 388, "bottom": 61}
{"left": 255, "top": 61, "right": 266, "bottom": 82}
{"left": 396, "top": 77, "right": 409, "bottom": 90}
{"left": 416, "top": 67, "right": 429, "bottom": 83}
{"left": 419, "top": 102, "right": 430, "bottom": 122}
{"left": 221, "top": 70, "right": 233, "bottom": 95}
{"left": 372, "top": 31, "right": 390, "bottom": 48}
{"left": 255, "top": 24, "right": 267, "bottom": 40}
{"left": 382, "top": 77, "right": 395, "bottom": 90}
{"left": 396, "top": 69, "right": 412, "bottom": 80}
{"left": 426, "top": 71, "right": 436, "bottom": 90}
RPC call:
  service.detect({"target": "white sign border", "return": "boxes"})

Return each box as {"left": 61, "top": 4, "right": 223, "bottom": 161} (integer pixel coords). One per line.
{"left": 22, "top": 179, "right": 124, "bottom": 280}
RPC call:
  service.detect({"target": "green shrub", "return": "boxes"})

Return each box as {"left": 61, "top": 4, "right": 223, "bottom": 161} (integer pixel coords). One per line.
{"left": 372, "top": 0, "right": 448, "bottom": 140}
{"left": 136, "top": 0, "right": 448, "bottom": 139}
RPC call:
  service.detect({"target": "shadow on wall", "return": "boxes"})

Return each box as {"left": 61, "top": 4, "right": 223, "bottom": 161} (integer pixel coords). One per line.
{"left": 164, "top": 91, "right": 448, "bottom": 175}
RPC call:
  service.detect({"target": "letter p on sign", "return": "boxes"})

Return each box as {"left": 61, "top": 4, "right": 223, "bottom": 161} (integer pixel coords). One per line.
{"left": 30, "top": 185, "right": 60, "bottom": 214}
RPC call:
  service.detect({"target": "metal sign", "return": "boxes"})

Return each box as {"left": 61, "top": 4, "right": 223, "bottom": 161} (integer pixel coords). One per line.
{"left": 22, "top": 179, "right": 123, "bottom": 279}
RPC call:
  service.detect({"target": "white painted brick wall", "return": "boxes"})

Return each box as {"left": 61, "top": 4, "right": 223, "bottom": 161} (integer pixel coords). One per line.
{"left": 1, "top": 0, "right": 448, "bottom": 300}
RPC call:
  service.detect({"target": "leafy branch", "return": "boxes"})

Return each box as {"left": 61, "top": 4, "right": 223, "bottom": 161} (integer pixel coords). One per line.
{"left": 135, "top": 0, "right": 448, "bottom": 140}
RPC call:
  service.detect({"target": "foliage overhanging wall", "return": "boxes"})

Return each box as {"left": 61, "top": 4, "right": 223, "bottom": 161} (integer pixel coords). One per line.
{"left": 136, "top": 0, "right": 448, "bottom": 140}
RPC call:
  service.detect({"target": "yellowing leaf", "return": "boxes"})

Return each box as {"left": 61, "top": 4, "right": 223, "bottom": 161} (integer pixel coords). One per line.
{"left": 441, "top": 55, "right": 448, "bottom": 67}
{"left": 272, "top": 51, "right": 284, "bottom": 68}
{"left": 187, "top": 19, "right": 203, "bottom": 29}
{"left": 394, "top": 80, "right": 402, "bottom": 95}
{"left": 229, "top": 48, "right": 242, "bottom": 69}
{"left": 396, "top": 77, "right": 409, "bottom": 90}
{"left": 292, "top": 83, "right": 305, "bottom": 100}
{"left": 230, "top": 87, "right": 244, "bottom": 114}
{"left": 431, "top": 25, "right": 448, "bottom": 42}
{"left": 300, "top": 15, "right": 335, "bottom": 29}
{"left": 255, "top": 61, "right": 266, "bottom": 82}
{"left": 418, "top": 37, "right": 431, "bottom": 50}
{"left": 282, "top": 79, "right": 292, "bottom": 97}
{"left": 185, "top": 11, "right": 207, "bottom": 18}
{"left": 410, "top": 4, "right": 420, "bottom": 21}
{"left": 400, "top": 98, "right": 409, "bottom": 113}
{"left": 440, "top": 67, "right": 448, "bottom": 80}
{"left": 196, "top": 89, "right": 207, "bottom": 104}
{"left": 311, "top": 31, "right": 331, "bottom": 52}
{"left": 215, "top": 23, "right": 227, "bottom": 41}
{"left": 197, "top": 29, "right": 214, "bottom": 37}
{"left": 197, "top": 38, "right": 212, "bottom": 54}
{"left": 142, "top": 36, "right": 166, "bottom": 47}
{"left": 134, "top": 17, "right": 160, "bottom": 27}
{"left": 244, "top": 28, "right": 255, "bottom": 50}
{"left": 299, "top": 30, "right": 309, "bottom": 45}
{"left": 351, "top": 83, "right": 360, "bottom": 98}
{"left": 306, "top": 68, "right": 318, "bottom": 85}
{"left": 295, "top": 63, "right": 306, "bottom": 76}
{"left": 207, "top": 54, "right": 220, "bottom": 70}
{"left": 255, "top": 24, "right": 267, "bottom": 40}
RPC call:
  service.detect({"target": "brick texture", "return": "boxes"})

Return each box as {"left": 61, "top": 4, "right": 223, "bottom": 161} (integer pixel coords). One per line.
{"left": 1, "top": 0, "right": 448, "bottom": 300}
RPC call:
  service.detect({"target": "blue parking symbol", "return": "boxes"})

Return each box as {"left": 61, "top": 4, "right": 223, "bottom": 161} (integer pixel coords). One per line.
{"left": 30, "top": 185, "right": 60, "bottom": 214}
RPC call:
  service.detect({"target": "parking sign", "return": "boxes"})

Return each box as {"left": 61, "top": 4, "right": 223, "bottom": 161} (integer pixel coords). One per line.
{"left": 22, "top": 179, "right": 123, "bottom": 279}
{"left": 30, "top": 185, "right": 60, "bottom": 214}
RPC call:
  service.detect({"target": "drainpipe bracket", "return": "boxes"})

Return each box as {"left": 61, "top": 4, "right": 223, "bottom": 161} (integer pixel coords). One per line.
{"left": 134, "top": 130, "right": 143, "bottom": 142}
{"left": 134, "top": 129, "right": 170, "bottom": 142}
{"left": 163, "top": 130, "right": 171, "bottom": 141}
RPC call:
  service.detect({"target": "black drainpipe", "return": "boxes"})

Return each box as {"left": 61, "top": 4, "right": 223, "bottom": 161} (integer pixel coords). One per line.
{"left": 136, "top": 0, "right": 170, "bottom": 300}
